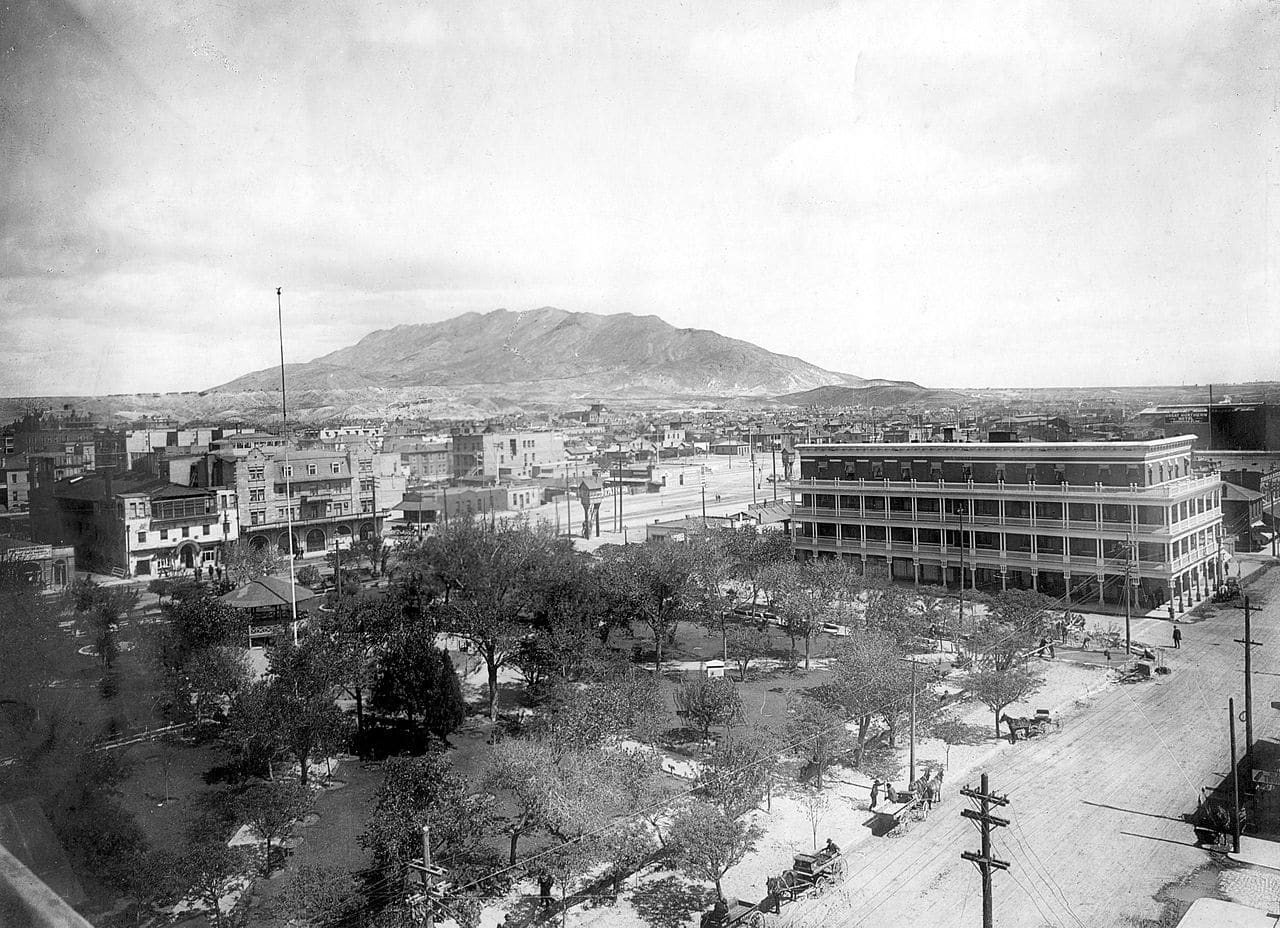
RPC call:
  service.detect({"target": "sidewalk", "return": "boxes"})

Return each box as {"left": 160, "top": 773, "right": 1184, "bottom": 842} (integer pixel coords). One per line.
{"left": 1229, "top": 835, "right": 1280, "bottom": 873}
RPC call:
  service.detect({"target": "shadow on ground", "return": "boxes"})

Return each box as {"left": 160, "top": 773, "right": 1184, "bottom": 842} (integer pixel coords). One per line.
{"left": 628, "top": 875, "right": 716, "bottom": 928}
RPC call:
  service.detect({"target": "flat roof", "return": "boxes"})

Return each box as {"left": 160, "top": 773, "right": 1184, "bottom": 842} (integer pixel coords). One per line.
{"left": 797, "top": 436, "right": 1197, "bottom": 458}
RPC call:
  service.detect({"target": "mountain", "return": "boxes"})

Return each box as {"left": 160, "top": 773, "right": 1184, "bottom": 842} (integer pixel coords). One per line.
{"left": 777, "top": 382, "right": 972, "bottom": 407}
{"left": 214, "top": 308, "right": 867, "bottom": 400}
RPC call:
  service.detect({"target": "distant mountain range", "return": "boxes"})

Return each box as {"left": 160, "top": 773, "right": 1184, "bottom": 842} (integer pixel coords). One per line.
{"left": 777, "top": 382, "right": 972, "bottom": 408}
{"left": 213, "top": 307, "right": 868, "bottom": 400}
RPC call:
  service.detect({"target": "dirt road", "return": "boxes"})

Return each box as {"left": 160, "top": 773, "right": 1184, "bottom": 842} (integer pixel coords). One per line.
{"left": 790, "top": 566, "right": 1280, "bottom": 927}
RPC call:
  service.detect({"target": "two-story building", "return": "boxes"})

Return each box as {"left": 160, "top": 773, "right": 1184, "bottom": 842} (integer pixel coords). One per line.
{"left": 28, "top": 469, "right": 240, "bottom": 577}
{"left": 791, "top": 437, "right": 1222, "bottom": 612}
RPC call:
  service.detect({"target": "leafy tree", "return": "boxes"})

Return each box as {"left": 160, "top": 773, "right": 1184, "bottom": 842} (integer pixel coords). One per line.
{"left": 273, "top": 864, "right": 361, "bottom": 927}
{"left": 668, "top": 802, "right": 763, "bottom": 903}
{"left": 612, "top": 748, "right": 676, "bottom": 846}
{"left": 436, "top": 519, "right": 543, "bottom": 722}
{"left": 147, "top": 592, "right": 249, "bottom": 722}
{"left": 230, "top": 639, "right": 351, "bottom": 785}
{"left": 785, "top": 694, "right": 849, "bottom": 790}
{"left": 698, "top": 726, "right": 777, "bottom": 816}
{"left": 295, "top": 564, "right": 322, "bottom": 588}
{"left": 764, "top": 562, "right": 824, "bottom": 668}
{"left": 0, "top": 552, "right": 92, "bottom": 802}
{"left": 371, "top": 626, "right": 466, "bottom": 744}
{"left": 598, "top": 819, "right": 659, "bottom": 897}
{"left": 824, "top": 632, "right": 919, "bottom": 762}
{"left": 222, "top": 540, "right": 282, "bottom": 585}
{"left": 727, "top": 529, "right": 793, "bottom": 607}
{"left": 67, "top": 580, "right": 138, "bottom": 676}
{"left": 46, "top": 750, "right": 152, "bottom": 896}
{"left": 233, "top": 779, "right": 313, "bottom": 876}
{"left": 164, "top": 838, "right": 250, "bottom": 928}
{"left": 967, "top": 666, "right": 1044, "bottom": 736}
{"left": 599, "top": 541, "right": 699, "bottom": 670}
{"left": 677, "top": 675, "right": 744, "bottom": 742}
{"left": 973, "top": 590, "right": 1054, "bottom": 671}
{"left": 313, "top": 594, "right": 398, "bottom": 742}
{"left": 538, "top": 666, "right": 667, "bottom": 751}
{"left": 799, "top": 786, "right": 830, "bottom": 850}
{"left": 727, "top": 621, "right": 773, "bottom": 681}
{"left": 925, "top": 712, "right": 987, "bottom": 768}
{"left": 360, "top": 753, "right": 492, "bottom": 886}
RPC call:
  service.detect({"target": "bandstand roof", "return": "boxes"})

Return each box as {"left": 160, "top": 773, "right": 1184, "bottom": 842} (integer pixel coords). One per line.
{"left": 218, "top": 575, "right": 319, "bottom": 610}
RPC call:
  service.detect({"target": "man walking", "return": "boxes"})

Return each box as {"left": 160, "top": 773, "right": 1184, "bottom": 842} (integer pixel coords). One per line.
{"left": 869, "top": 778, "right": 881, "bottom": 810}
{"left": 1172, "top": 626, "right": 1182, "bottom": 649}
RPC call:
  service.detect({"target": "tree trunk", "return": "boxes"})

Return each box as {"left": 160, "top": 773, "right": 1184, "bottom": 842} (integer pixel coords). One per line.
{"left": 715, "top": 877, "right": 725, "bottom": 903}
{"left": 994, "top": 708, "right": 1003, "bottom": 737}
{"left": 487, "top": 649, "right": 500, "bottom": 722}
{"left": 804, "top": 635, "right": 810, "bottom": 670}
{"left": 263, "top": 836, "right": 273, "bottom": 877}
{"left": 853, "top": 717, "right": 871, "bottom": 766}
{"left": 652, "top": 623, "right": 664, "bottom": 672}
{"left": 509, "top": 830, "right": 521, "bottom": 864}
{"left": 298, "top": 749, "right": 310, "bottom": 786}
{"left": 354, "top": 686, "right": 364, "bottom": 738}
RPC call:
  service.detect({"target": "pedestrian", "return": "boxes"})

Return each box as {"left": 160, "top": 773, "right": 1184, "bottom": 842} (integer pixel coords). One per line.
{"left": 869, "top": 778, "right": 881, "bottom": 810}
{"left": 1038, "top": 637, "right": 1049, "bottom": 659}
{"left": 1172, "top": 626, "right": 1182, "bottom": 649}
{"left": 1048, "top": 640, "right": 1055, "bottom": 659}
{"left": 538, "top": 873, "right": 554, "bottom": 910}
{"left": 935, "top": 767, "right": 944, "bottom": 800}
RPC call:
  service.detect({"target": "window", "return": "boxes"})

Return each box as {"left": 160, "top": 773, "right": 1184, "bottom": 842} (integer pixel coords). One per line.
{"left": 249, "top": 488, "right": 265, "bottom": 502}
{"left": 160, "top": 529, "right": 168, "bottom": 540}
{"left": 248, "top": 466, "right": 265, "bottom": 481}
{"left": 182, "top": 527, "right": 189, "bottom": 537}
{"left": 871, "top": 462, "right": 884, "bottom": 478}
{"left": 137, "top": 531, "right": 146, "bottom": 543}
{"left": 900, "top": 464, "right": 912, "bottom": 480}
{"left": 930, "top": 462, "right": 943, "bottom": 479}
{"left": 331, "top": 462, "right": 341, "bottom": 474}
{"left": 995, "top": 464, "right": 1006, "bottom": 483}
{"left": 361, "top": 499, "right": 372, "bottom": 513}
{"left": 307, "top": 463, "right": 317, "bottom": 476}
{"left": 962, "top": 463, "right": 973, "bottom": 481}
{"left": 250, "top": 511, "right": 262, "bottom": 525}
{"left": 202, "top": 524, "right": 210, "bottom": 535}
{"left": 283, "top": 465, "right": 293, "bottom": 478}
{"left": 128, "top": 502, "right": 138, "bottom": 518}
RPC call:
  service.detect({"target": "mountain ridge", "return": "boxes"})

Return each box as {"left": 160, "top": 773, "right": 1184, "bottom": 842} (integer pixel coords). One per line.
{"left": 214, "top": 307, "right": 870, "bottom": 398}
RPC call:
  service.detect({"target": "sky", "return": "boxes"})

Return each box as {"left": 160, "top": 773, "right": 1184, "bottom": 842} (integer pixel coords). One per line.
{"left": 2, "top": 0, "right": 1278, "bottom": 395}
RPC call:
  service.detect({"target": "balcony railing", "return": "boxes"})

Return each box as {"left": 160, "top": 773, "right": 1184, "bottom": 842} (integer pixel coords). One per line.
{"left": 792, "top": 472, "right": 1220, "bottom": 499}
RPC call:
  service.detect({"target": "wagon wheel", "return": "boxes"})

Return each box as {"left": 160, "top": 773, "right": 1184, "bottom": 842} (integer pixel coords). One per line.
{"left": 833, "top": 858, "right": 848, "bottom": 879}
{"left": 1035, "top": 720, "right": 1050, "bottom": 736}
{"left": 748, "top": 911, "right": 769, "bottom": 927}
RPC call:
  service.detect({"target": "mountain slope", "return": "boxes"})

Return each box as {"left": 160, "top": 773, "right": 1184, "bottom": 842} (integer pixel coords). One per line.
{"left": 777, "top": 382, "right": 972, "bottom": 407}
{"left": 215, "top": 308, "right": 866, "bottom": 398}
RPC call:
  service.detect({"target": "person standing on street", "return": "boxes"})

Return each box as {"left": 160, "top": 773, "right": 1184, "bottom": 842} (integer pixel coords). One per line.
{"left": 869, "top": 778, "right": 881, "bottom": 810}
{"left": 1173, "top": 626, "right": 1182, "bottom": 649}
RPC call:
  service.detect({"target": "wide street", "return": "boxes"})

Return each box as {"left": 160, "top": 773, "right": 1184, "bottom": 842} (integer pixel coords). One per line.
{"left": 514, "top": 454, "right": 782, "bottom": 548}
{"left": 781, "top": 563, "right": 1280, "bottom": 927}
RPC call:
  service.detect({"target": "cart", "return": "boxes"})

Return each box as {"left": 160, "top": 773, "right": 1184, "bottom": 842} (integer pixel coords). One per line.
{"left": 774, "top": 846, "right": 847, "bottom": 902}
{"left": 699, "top": 897, "right": 769, "bottom": 928}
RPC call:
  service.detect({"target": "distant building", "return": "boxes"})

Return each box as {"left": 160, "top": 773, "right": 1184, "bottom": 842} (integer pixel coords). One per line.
{"left": 389, "top": 484, "right": 542, "bottom": 533}
{"left": 383, "top": 437, "right": 450, "bottom": 485}
{"left": 0, "top": 463, "right": 29, "bottom": 511}
{"left": 0, "top": 535, "right": 75, "bottom": 590}
{"left": 1134, "top": 403, "right": 1280, "bottom": 451}
{"left": 28, "top": 469, "right": 239, "bottom": 577}
{"left": 792, "top": 436, "right": 1223, "bottom": 612}
{"left": 451, "top": 429, "right": 566, "bottom": 482}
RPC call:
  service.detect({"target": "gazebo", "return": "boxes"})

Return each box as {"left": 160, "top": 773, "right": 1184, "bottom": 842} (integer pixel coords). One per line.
{"left": 218, "top": 576, "right": 319, "bottom": 649}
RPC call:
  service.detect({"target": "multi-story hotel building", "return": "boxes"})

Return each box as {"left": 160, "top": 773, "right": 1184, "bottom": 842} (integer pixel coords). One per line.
{"left": 206, "top": 445, "right": 405, "bottom": 558}
{"left": 790, "top": 436, "right": 1222, "bottom": 612}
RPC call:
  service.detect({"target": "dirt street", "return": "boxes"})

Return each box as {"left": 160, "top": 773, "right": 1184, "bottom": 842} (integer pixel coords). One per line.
{"left": 792, "top": 565, "right": 1280, "bottom": 927}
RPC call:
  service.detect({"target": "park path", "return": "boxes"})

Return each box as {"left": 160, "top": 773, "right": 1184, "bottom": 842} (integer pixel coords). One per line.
{"left": 785, "top": 566, "right": 1280, "bottom": 928}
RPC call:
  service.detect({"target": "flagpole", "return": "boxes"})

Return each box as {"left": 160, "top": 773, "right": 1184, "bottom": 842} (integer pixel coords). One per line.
{"left": 278, "top": 287, "right": 299, "bottom": 645}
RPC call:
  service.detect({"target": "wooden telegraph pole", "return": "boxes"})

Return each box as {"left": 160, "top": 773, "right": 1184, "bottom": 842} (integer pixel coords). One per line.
{"left": 1230, "top": 698, "right": 1242, "bottom": 854}
{"left": 960, "top": 773, "right": 1010, "bottom": 928}
{"left": 1235, "top": 596, "right": 1262, "bottom": 774}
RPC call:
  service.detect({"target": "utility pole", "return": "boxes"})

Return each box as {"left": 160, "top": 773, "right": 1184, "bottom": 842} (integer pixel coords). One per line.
{"left": 1235, "top": 596, "right": 1261, "bottom": 773}
{"left": 960, "top": 773, "right": 1010, "bottom": 928}
{"left": 701, "top": 481, "right": 707, "bottom": 526}
{"left": 771, "top": 440, "right": 778, "bottom": 502}
{"left": 1124, "top": 533, "right": 1134, "bottom": 655}
{"left": 1230, "top": 698, "right": 1242, "bottom": 854}
{"left": 901, "top": 657, "right": 924, "bottom": 784}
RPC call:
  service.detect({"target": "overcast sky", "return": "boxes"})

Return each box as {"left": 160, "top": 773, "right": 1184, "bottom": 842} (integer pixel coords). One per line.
{"left": 2, "top": 0, "right": 1277, "bottom": 395}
